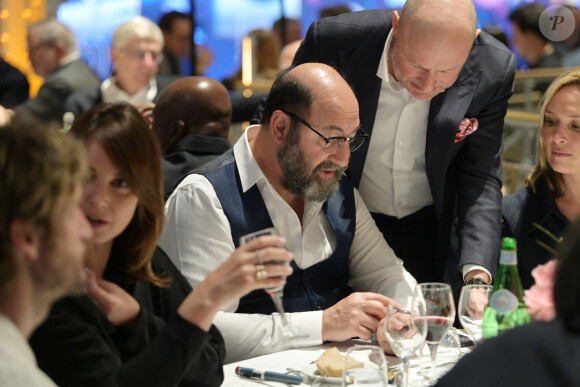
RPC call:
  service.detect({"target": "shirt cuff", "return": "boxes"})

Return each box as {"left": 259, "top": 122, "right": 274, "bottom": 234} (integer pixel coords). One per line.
{"left": 289, "top": 310, "right": 324, "bottom": 347}
{"left": 461, "top": 264, "right": 492, "bottom": 282}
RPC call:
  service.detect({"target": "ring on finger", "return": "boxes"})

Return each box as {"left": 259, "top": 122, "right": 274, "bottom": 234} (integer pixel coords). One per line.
{"left": 256, "top": 269, "right": 268, "bottom": 280}
{"left": 256, "top": 249, "right": 263, "bottom": 265}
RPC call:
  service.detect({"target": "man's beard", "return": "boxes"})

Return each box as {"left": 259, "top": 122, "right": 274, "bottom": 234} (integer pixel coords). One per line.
{"left": 278, "top": 136, "right": 347, "bottom": 202}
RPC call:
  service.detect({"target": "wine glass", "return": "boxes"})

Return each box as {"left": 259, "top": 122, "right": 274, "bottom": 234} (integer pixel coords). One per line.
{"left": 458, "top": 284, "right": 493, "bottom": 345}
{"left": 416, "top": 283, "right": 455, "bottom": 383}
{"left": 384, "top": 288, "right": 427, "bottom": 387}
{"left": 342, "top": 345, "right": 389, "bottom": 387}
{"left": 240, "top": 227, "right": 299, "bottom": 346}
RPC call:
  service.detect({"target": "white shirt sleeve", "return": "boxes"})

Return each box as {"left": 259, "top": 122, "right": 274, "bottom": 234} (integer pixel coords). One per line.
{"left": 348, "top": 189, "right": 418, "bottom": 304}
{"left": 158, "top": 174, "right": 324, "bottom": 363}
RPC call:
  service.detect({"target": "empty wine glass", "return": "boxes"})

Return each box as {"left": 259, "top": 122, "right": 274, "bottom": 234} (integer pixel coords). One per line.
{"left": 384, "top": 287, "right": 427, "bottom": 387}
{"left": 240, "top": 227, "right": 298, "bottom": 346}
{"left": 342, "top": 345, "right": 389, "bottom": 387}
{"left": 458, "top": 284, "right": 493, "bottom": 345}
{"left": 416, "top": 283, "right": 455, "bottom": 383}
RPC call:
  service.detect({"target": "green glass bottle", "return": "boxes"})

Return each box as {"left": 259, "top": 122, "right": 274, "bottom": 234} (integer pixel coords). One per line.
{"left": 482, "top": 237, "right": 530, "bottom": 338}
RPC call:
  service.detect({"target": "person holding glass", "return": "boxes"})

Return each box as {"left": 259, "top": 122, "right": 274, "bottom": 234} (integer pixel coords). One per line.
{"left": 29, "top": 103, "right": 292, "bottom": 387}
{"left": 502, "top": 68, "right": 580, "bottom": 290}
{"left": 159, "top": 63, "right": 418, "bottom": 363}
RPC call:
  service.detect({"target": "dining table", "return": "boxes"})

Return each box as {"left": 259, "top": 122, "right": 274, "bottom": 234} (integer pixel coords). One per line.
{"left": 221, "top": 334, "right": 472, "bottom": 386}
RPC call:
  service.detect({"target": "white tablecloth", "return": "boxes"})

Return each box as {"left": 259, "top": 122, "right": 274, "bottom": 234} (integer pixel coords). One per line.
{"left": 222, "top": 338, "right": 470, "bottom": 386}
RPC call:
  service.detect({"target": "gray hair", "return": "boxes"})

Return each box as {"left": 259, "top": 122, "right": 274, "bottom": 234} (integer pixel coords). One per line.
{"left": 28, "top": 19, "right": 77, "bottom": 55}
{"left": 112, "top": 16, "right": 164, "bottom": 52}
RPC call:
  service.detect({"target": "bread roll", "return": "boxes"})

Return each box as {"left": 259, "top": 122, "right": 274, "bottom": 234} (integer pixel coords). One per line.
{"left": 315, "top": 347, "right": 364, "bottom": 377}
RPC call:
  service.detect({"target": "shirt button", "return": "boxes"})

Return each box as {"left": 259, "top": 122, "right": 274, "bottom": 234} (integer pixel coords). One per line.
{"left": 399, "top": 140, "right": 405, "bottom": 146}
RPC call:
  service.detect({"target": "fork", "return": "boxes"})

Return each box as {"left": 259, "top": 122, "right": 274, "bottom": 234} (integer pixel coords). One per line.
{"left": 286, "top": 368, "right": 326, "bottom": 386}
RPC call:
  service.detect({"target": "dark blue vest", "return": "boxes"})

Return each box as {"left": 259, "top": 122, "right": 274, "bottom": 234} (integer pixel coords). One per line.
{"left": 200, "top": 149, "right": 355, "bottom": 314}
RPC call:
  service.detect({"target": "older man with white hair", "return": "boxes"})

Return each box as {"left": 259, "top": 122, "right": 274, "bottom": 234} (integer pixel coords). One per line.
{"left": 65, "top": 16, "right": 171, "bottom": 118}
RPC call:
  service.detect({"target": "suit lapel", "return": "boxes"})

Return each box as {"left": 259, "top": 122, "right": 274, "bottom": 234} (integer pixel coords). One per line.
{"left": 426, "top": 68, "right": 482, "bottom": 218}
{"left": 339, "top": 28, "right": 388, "bottom": 188}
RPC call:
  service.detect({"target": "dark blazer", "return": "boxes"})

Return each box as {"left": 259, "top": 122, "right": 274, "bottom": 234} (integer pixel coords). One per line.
{"left": 502, "top": 178, "right": 569, "bottom": 289}
{"left": 436, "top": 318, "right": 580, "bottom": 387}
{"left": 162, "top": 134, "right": 232, "bottom": 199}
{"left": 19, "top": 58, "right": 100, "bottom": 124}
{"left": 30, "top": 247, "right": 225, "bottom": 387}
{"left": 0, "top": 58, "right": 29, "bottom": 108}
{"left": 292, "top": 9, "right": 517, "bottom": 279}
{"left": 64, "top": 76, "right": 173, "bottom": 118}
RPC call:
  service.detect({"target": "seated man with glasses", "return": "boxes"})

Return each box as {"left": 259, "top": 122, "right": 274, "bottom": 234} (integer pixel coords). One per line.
{"left": 65, "top": 16, "right": 172, "bottom": 121}
{"left": 159, "top": 63, "right": 417, "bottom": 362}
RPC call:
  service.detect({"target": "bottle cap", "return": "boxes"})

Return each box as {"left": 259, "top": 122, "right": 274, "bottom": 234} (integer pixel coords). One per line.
{"left": 501, "top": 237, "right": 516, "bottom": 250}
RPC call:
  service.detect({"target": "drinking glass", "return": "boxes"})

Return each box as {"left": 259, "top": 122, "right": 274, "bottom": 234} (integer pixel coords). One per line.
{"left": 458, "top": 284, "right": 493, "bottom": 345}
{"left": 240, "top": 227, "right": 298, "bottom": 345}
{"left": 384, "top": 288, "right": 427, "bottom": 387}
{"left": 416, "top": 283, "right": 455, "bottom": 383}
{"left": 342, "top": 345, "right": 389, "bottom": 387}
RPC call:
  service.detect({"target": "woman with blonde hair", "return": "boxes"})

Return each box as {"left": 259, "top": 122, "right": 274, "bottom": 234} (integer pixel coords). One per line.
{"left": 30, "top": 103, "right": 292, "bottom": 386}
{"left": 502, "top": 67, "right": 580, "bottom": 289}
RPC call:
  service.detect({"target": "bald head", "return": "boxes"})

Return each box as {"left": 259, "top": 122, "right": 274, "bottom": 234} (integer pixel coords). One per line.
{"left": 261, "top": 63, "right": 358, "bottom": 125}
{"left": 399, "top": 0, "right": 477, "bottom": 37}
{"left": 389, "top": 0, "right": 479, "bottom": 100}
{"left": 152, "top": 76, "right": 232, "bottom": 153}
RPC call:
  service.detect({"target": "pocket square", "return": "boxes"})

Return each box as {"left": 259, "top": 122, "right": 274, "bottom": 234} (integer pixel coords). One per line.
{"left": 454, "top": 118, "right": 479, "bottom": 143}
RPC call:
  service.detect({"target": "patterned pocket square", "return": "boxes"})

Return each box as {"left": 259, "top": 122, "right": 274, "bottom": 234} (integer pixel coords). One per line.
{"left": 454, "top": 118, "right": 479, "bottom": 143}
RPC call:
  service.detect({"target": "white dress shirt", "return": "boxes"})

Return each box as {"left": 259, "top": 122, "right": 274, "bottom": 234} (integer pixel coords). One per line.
{"left": 100, "top": 76, "right": 157, "bottom": 105}
{"left": 358, "top": 30, "right": 432, "bottom": 218}
{"left": 0, "top": 314, "right": 57, "bottom": 386}
{"left": 158, "top": 125, "right": 416, "bottom": 363}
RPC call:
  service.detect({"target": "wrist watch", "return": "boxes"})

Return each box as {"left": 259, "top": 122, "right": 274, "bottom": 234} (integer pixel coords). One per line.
{"left": 463, "top": 277, "right": 490, "bottom": 286}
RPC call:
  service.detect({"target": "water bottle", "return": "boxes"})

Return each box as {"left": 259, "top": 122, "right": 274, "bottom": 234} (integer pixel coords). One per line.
{"left": 482, "top": 237, "right": 530, "bottom": 338}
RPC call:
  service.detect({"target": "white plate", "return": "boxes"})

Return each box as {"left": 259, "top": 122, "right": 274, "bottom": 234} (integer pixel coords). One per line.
{"left": 301, "top": 363, "right": 343, "bottom": 384}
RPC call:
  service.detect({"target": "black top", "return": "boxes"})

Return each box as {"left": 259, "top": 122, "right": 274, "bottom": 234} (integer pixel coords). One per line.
{"left": 436, "top": 317, "right": 580, "bottom": 387}
{"left": 30, "top": 246, "right": 225, "bottom": 387}
{"left": 502, "top": 178, "right": 569, "bottom": 289}
{"left": 0, "top": 58, "right": 29, "bottom": 108}
{"left": 162, "top": 134, "right": 231, "bottom": 200}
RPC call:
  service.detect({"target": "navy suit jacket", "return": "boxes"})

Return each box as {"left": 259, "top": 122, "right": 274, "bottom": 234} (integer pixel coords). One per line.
{"left": 292, "top": 9, "right": 516, "bottom": 279}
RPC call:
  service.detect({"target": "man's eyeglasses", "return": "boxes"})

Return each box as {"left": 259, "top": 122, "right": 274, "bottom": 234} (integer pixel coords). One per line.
{"left": 281, "top": 110, "right": 369, "bottom": 153}
{"left": 124, "top": 49, "right": 163, "bottom": 64}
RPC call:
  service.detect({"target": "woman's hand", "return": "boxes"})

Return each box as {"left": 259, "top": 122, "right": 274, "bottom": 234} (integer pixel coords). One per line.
{"left": 178, "top": 234, "right": 293, "bottom": 330}
{"left": 86, "top": 269, "right": 141, "bottom": 328}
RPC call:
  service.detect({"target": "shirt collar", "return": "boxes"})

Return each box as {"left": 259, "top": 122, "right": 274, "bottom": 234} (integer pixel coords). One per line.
{"left": 100, "top": 75, "right": 157, "bottom": 105}
{"left": 60, "top": 52, "right": 80, "bottom": 67}
{"left": 234, "top": 125, "right": 269, "bottom": 193}
{"left": 376, "top": 30, "right": 415, "bottom": 97}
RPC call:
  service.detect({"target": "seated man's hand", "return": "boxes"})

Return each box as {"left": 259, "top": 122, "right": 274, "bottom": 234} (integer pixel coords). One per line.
{"left": 322, "top": 292, "right": 393, "bottom": 342}
{"left": 376, "top": 318, "right": 394, "bottom": 354}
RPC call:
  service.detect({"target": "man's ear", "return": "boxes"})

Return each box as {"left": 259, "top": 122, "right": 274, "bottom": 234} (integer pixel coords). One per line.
{"left": 9, "top": 220, "right": 40, "bottom": 262}
{"left": 269, "top": 110, "right": 290, "bottom": 146}
{"left": 392, "top": 10, "right": 400, "bottom": 37}
{"left": 170, "top": 120, "right": 186, "bottom": 143}
{"left": 54, "top": 41, "right": 67, "bottom": 62}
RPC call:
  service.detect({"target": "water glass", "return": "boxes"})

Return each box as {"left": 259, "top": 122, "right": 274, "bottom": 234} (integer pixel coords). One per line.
{"left": 342, "top": 345, "right": 389, "bottom": 387}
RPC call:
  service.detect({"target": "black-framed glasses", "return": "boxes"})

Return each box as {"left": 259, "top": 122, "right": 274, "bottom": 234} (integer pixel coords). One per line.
{"left": 281, "top": 110, "right": 369, "bottom": 153}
